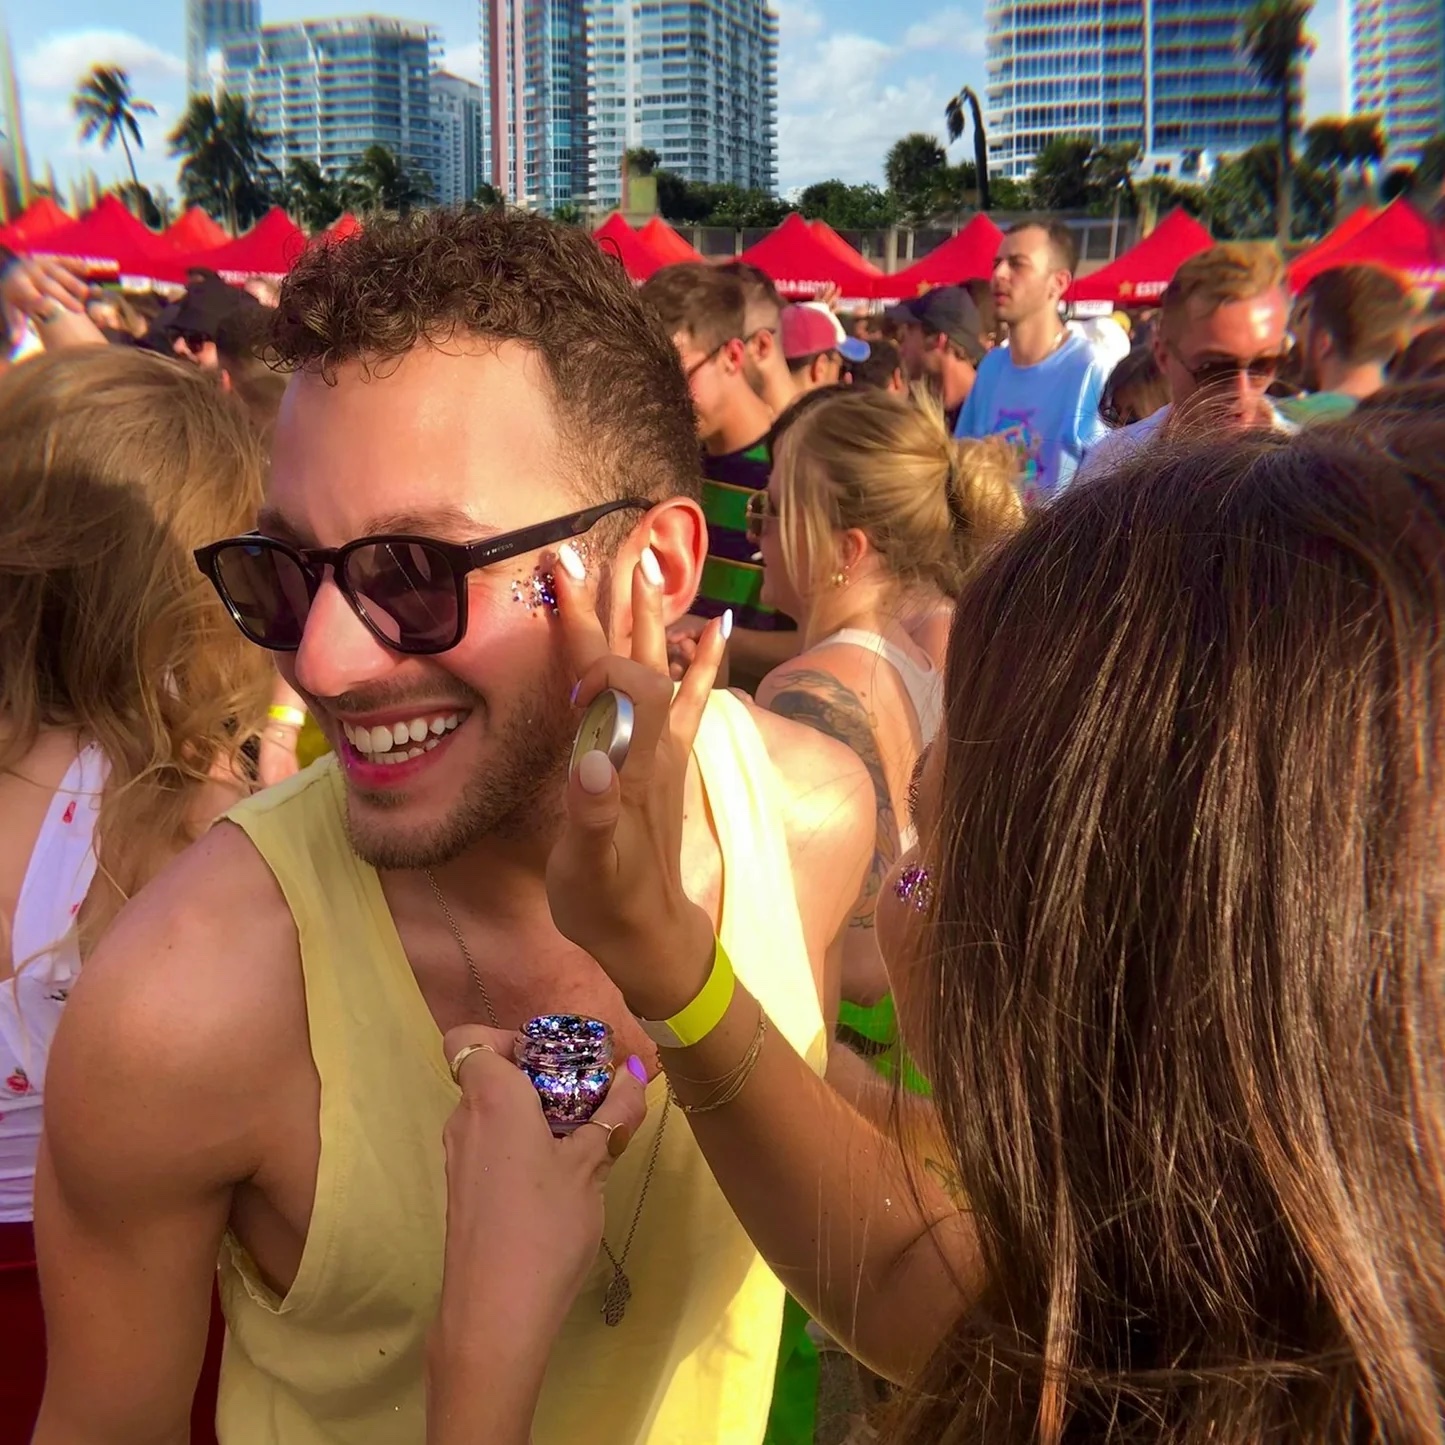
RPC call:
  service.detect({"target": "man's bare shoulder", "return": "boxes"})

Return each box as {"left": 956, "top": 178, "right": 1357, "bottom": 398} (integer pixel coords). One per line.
{"left": 54, "top": 822, "right": 304, "bottom": 1149}
{"left": 734, "top": 692, "right": 872, "bottom": 880}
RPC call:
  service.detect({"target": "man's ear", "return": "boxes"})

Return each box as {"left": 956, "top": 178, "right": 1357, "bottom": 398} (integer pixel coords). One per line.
{"left": 609, "top": 496, "right": 708, "bottom": 638}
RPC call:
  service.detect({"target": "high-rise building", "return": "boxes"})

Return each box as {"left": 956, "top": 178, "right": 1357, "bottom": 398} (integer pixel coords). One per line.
{"left": 587, "top": 0, "right": 778, "bottom": 213}
{"left": 432, "top": 71, "right": 486, "bottom": 204}
{"left": 1348, "top": 0, "right": 1445, "bottom": 164}
{"left": 0, "top": 8, "right": 30, "bottom": 218}
{"left": 479, "top": 0, "right": 589, "bottom": 212}
{"left": 221, "top": 17, "right": 442, "bottom": 185}
{"left": 986, "top": 0, "right": 1276, "bottom": 181}
{"left": 186, "top": 0, "right": 261, "bottom": 97}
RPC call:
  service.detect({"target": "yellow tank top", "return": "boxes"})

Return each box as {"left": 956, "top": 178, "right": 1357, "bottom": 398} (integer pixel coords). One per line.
{"left": 216, "top": 691, "right": 826, "bottom": 1444}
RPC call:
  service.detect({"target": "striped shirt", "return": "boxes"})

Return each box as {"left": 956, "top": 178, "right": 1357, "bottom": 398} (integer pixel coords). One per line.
{"left": 695, "top": 439, "right": 794, "bottom": 633}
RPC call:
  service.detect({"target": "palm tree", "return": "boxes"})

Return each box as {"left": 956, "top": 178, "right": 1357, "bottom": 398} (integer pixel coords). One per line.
{"left": 1341, "top": 115, "right": 1385, "bottom": 196}
{"left": 282, "top": 158, "right": 343, "bottom": 232}
{"left": 886, "top": 132, "right": 948, "bottom": 228}
{"left": 73, "top": 66, "right": 155, "bottom": 196}
{"left": 944, "top": 85, "right": 991, "bottom": 210}
{"left": 1240, "top": 0, "right": 1316, "bottom": 244}
{"left": 342, "top": 145, "right": 433, "bottom": 217}
{"left": 169, "top": 92, "right": 279, "bottom": 233}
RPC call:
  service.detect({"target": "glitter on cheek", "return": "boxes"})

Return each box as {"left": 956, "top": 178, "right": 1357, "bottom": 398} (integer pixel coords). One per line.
{"left": 894, "top": 865, "right": 934, "bottom": 913}
{"left": 511, "top": 541, "right": 596, "bottom": 616}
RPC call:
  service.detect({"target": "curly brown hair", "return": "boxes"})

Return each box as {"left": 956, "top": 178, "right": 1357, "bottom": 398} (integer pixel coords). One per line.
{"left": 268, "top": 207, "right": 702, "bottom": 507}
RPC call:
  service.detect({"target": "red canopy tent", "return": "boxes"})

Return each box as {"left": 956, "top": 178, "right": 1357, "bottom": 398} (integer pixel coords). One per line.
{"left": 592, "top": 213, "right": 671, "bottom": 281}
{"left": 638, "top": 216, "right": 702, "bottom": 264}
{"left": 1288, "top": 198, "right": 1445, "bottom": 291}
{"left": 0, "top": 196, "right": 72, "bottom": 250}
{"left": 165, "top": 206, "right": 228, "bottom": 252}
{"left": 31, "top": 196, "right": 182, "bottom": 280}
{"left": 808, "top": 219, "right": 882, "bottom": 276}
{"left": 1066, "top": 208, "right": 1214, "bottom": 311}
{"left": 1290, "top": 205, "right": 1377, "bottom": 277}
{"left": 735, "top": 212, "right": 883, "bottom": 299}
{"left": 185, "top": 207, "right": 309, "bottom": 282}
{"left": 883, "top": 214, "right": 1005, "bottom": 298}
{"left": 323, "top": 213, "right": 364, "bottom": 245}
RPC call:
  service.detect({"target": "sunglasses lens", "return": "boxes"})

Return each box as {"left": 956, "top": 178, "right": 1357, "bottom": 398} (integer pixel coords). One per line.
{"left": 211, "top": 540, "right": 312, "bottom": 649}
{"left": 346, "top": 541, "right": 461, "bottom": 652}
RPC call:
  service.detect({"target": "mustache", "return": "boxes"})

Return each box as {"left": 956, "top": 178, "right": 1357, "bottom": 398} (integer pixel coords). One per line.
{"left": 299, "top": 680, "right": 487, "bottom": 714}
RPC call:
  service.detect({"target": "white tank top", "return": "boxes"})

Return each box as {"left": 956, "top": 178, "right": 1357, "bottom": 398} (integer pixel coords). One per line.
{"left": 0, "top": 743, "right": 109, "bottom": 1223}
{"left": 816, "top": 628, "right": 943, "bottom": 851}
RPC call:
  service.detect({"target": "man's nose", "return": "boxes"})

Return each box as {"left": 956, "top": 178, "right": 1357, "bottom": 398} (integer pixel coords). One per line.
{"left": 293, "top": 578, "right": 401, "bottom": 699}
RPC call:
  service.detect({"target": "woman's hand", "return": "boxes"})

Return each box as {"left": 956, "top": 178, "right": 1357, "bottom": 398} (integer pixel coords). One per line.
{"left": 436, "top": 1023, "right": 648, "bottom": 1332}
{"left": 546, "top": 544, "right": 728, "bottom": 1020}
{"left": 428, "top": 1025, "right": 648, "bottom": 1444}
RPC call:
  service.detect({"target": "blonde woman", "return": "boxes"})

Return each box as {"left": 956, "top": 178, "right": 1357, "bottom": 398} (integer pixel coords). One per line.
{"left": 0, "top": 348, "right": 275, "bottom": 1442}
{"left": 748, "top": 389, "right": 1021, "bottom": 1006}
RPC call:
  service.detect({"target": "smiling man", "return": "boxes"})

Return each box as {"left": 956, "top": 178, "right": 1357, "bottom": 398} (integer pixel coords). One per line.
{"left": 32, "top": 209, "right": 872, "bottom": 1445}
{"left": 1080, "top": 243, "right": 1295, "bottom": 481}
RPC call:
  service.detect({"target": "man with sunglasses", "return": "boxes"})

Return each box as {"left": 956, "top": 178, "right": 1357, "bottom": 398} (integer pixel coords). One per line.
{"left": 34, "top": 209, "right": 874, "bottom": 1445}
{"left": 1079, "top": 242, "right": 1296, "bottom": 483}
{"left": 640, "top": 264, "right": 800, "bottom": 691}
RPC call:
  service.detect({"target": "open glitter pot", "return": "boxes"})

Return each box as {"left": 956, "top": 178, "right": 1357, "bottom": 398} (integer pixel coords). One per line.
{"left": 514, "top": 1014, "right": 616, "bottom": 1136}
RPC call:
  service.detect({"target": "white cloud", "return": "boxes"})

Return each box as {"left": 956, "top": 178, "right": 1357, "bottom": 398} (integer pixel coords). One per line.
{"left": 442, "top": 40, "right": 483, "bottom": 84}
{"left": 22, "top": 29, "right": 185, "bottom": 93}
{"left": 775, "top": 4, "right": 985, "bottom": 191}
{"left": 901, "top": 9, "right": 985, "bottom": 56}
{"left": 774, "top": 0, "right": 826, "bottom": 44}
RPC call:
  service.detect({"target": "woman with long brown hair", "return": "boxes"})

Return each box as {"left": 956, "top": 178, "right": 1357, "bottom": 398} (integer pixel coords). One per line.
{"left": 428, "top": 409, "right": 1444, "bottom": 1443}
{"left": 0, "top": 347, "right": 276, "bottom": 1441}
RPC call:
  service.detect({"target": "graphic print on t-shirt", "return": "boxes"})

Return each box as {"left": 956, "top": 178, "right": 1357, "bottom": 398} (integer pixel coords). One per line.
{"left": 994, "top": 409, "right": 1045, "bottom": 501}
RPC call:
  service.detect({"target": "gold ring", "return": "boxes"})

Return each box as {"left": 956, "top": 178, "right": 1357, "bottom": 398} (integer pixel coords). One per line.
{"left": 448, "top": 1042, "right": 495, "bottom": 1085}
{"left": 582, "top": 1118, "right": 632, "bottom": 1159}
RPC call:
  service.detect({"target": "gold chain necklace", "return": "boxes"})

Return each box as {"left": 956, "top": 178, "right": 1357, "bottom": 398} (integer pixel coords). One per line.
{"left": 423, "top": 868, "right": 668, "bottom": 1326}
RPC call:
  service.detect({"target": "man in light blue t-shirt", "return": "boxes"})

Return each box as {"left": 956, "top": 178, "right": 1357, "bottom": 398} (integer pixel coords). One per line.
{"left": 955, "top": 219, "right": 1111, "bottom": 504}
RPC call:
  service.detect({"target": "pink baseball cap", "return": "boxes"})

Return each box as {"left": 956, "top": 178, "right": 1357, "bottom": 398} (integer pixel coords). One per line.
{"left": 780, "top": 302, "right": 870, "bottom": 363}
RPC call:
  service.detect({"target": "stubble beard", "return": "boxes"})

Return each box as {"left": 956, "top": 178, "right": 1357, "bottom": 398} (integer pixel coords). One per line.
{"left": 342, "top": 659, "right": 576, "bottom": 871}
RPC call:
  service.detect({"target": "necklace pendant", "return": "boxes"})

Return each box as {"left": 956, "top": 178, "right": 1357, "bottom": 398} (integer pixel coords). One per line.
{"left": 602, "top": 1267, "right": 632, "bottom": 1326}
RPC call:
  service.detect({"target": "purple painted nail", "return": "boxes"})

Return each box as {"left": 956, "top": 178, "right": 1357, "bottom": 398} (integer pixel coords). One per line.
{"left": 626, "top": 1055, "right": 648, "bottom": 1084}
{"left": 894, "top": 865, "right": 934, "bottom": 913}
{"left": 569, "top": 680, "right": 581, "bottom": 705}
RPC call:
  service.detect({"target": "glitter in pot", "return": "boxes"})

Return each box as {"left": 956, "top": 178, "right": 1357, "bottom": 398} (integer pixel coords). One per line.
{"left": 895, "top": 865, "right": 934, "bottom": 912}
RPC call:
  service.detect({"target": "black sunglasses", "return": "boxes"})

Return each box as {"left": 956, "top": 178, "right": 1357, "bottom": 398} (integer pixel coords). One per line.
{"left": 743, "top": 489, "right": 779, "bottom": 538}
{"left": 195, "top": 497, "right": 649, "bottom": 656}
{"left": 1169, "top": 342, "right": 1291, "bottom": 391}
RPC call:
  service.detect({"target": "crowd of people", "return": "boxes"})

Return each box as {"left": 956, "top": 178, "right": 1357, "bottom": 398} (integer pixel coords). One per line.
{"left": 0, "top": 202, "right": 1442, "bottom": 1445}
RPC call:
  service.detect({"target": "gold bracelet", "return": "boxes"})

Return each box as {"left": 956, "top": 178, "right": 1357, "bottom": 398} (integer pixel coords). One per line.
{"left": 268, "top": 704, "right": 306, "bottom": 729}
{"left": 668, "top": 1008, "right": 768, "bottom": 1116}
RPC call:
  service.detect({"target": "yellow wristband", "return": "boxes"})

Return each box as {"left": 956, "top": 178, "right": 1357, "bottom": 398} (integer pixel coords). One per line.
{"left": 638, "top": 937, "right": 736, "bottom": 1050}
{"left": 268, "top": 704, "right": 306, "bottom": 729}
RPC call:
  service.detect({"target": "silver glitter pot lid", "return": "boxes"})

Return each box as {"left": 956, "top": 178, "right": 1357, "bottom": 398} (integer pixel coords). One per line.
{"left": 515, "top": 1013, "right": 615, "bottom": 1070}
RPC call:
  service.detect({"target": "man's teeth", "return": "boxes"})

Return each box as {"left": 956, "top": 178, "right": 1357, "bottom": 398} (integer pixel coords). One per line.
{"left": 342, "top": 712, "right": 462, "bottom": 762}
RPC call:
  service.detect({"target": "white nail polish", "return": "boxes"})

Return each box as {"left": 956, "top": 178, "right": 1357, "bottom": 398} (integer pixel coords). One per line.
{"left": 557, "top": 543, "right": 586, "bottom": 581}
{"left": 721, "top": 609, "right": 734, "bottom": 641}
{"left": 639, "top": 546, "right": 664, "bottom": 587}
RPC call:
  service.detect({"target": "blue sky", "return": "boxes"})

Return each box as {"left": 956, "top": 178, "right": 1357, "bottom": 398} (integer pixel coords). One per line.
{"left": 4, "top": 0, "right": 1347, "bottom": 201}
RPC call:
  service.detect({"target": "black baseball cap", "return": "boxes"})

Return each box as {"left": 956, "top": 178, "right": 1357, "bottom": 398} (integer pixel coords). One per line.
{"left": 885, "top": 286, "right": 988, "bottom": 363}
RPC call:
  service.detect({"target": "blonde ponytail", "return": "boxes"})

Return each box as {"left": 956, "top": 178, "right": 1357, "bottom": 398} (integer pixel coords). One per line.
{"left": 772, "top": 387, "right": 1024, "bottom": 602}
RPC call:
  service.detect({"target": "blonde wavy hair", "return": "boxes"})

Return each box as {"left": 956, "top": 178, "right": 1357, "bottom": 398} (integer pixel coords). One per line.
{"left": 0, "top": 348, "right": 273, "bottom": 949}
{"left": 772, "top": 387, "right": 1023, "bottom": 603}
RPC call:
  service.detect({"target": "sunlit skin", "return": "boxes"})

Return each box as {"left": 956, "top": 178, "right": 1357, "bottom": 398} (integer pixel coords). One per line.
{"left": 896, "top": 321, "right": 929, "bottom": 381}
{"left": 875, "top": 740, "right": 942, "bottom": 1068}
{"left": 754, "top": 473, "right": 798, "bottom": 618}
{"left": 672, "top": 331, "right": 772, "bottom": 456}
{"left": 990, "top": 227, "right": 1068, "bottom": 330}
{"left": 1152, "top": 288, "right": 1290, "bottom": 430}
{"left": 263, "top": 338, "right": 672, "bottom": 867}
